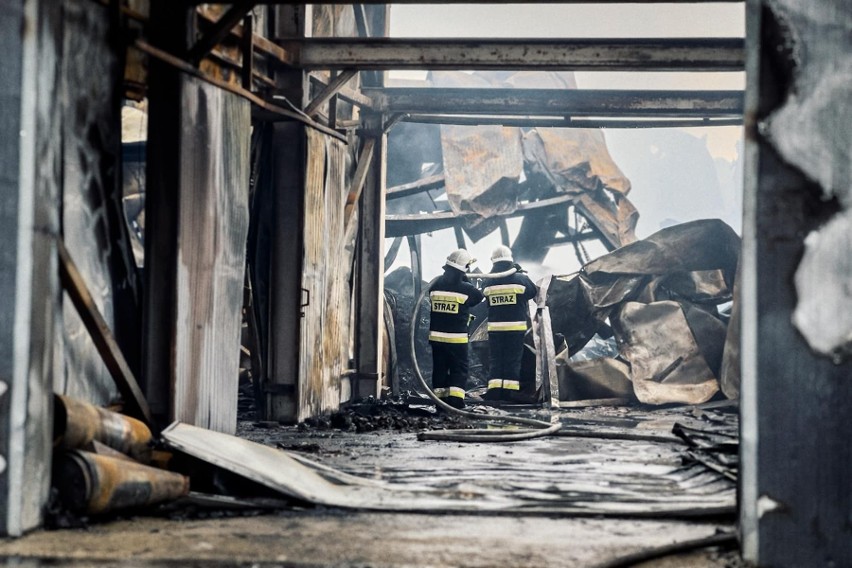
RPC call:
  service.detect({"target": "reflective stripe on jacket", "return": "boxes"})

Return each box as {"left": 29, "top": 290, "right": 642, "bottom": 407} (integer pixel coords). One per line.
{"left": 485, "top": 261, "right": 537, "bottom": 331}
{"left": 428, "top": 269, "right": 485, "bottom": 338}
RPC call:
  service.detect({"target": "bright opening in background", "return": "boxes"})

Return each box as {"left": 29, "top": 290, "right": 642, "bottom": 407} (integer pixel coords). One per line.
{"left": 385, "top": 3, "right": 745, "bottom": 280}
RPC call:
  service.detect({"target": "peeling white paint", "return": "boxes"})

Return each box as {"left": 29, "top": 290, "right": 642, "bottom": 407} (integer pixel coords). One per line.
{"left": 767, "top": 0, "right": 852, "bottom": 364}
{"left": 767, "top": 67, "right": 852, "bottom": 205}
{"left": 765, "top": 0, "right": 851, "bottom": 199}
{"left": 793, "top": 210, "right": 852, "bottom": 362}
{"left": 757, "top": 494, "right": 784, "bottom": 518}
{"left": 0, "top": 381, "right": 6, "bottom": 398}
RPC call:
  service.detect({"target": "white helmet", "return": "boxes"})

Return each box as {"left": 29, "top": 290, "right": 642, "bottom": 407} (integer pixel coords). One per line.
{"left": 446, "top": 249, "right": 475, "bottom": 272}
{"left": 491, "top": 245, "right": 513, "bottom": 263}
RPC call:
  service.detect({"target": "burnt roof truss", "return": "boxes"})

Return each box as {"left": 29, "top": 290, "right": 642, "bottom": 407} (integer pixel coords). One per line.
{"left": 188, "top": 3, "right": 258, "bottom": 66}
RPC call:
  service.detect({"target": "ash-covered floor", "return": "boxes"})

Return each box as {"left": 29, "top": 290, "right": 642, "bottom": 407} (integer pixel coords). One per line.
{"left": 0, "top": 400, "right": 744, "bottom": 567}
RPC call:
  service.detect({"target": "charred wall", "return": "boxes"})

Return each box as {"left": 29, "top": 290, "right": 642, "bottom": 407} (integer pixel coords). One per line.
{"left": 59, "top": 0, "right": 136, "bottom": 406}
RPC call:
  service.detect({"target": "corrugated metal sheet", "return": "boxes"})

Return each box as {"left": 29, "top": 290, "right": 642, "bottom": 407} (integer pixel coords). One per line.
{"left": 297, "top": 129, "right": 350, "bottom": 420}
{"left": 172, "top": 75, "right": 250, "bottom": 434}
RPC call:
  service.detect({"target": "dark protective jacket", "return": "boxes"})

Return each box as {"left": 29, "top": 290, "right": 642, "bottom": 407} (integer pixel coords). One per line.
{"left": 428, "top": 267, "right": 484, "bottom": 343}
{"left": 483, "top": 261, "right": 538, "bottom": 332}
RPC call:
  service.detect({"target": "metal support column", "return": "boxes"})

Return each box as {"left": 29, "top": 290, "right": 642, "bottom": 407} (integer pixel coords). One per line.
{"left": 354, "top": 113, "right": 387, "bottom": 399}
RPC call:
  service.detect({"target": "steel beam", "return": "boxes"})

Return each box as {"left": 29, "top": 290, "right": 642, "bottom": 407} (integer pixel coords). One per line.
{"left": 402, "top": 115, "right": 743, "bottom": 128}
{"left": 368, "top": 87, "right": 744, "bottom": 118}
{"left": 284, "top": 38, "right": 744, "bottom": 72}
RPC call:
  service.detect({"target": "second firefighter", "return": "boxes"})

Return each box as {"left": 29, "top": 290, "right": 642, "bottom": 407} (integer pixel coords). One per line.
{"left": 483, "top": 245, "right": 538, "bottom": 402}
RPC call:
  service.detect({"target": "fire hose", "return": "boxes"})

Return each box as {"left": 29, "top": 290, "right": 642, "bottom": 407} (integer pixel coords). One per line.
{"left": 410, "top": 269, "right": 561, "bottom": 442}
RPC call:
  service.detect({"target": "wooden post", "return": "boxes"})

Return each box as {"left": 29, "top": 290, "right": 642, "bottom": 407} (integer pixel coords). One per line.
{"left": 0, "top": 0, "right": 58, "bottom": 536}
{"left": 740, "top": 0, "right": 852, "bottom": 564}
{"left": 354, "top": 113, "right": 387, "bottom": 399}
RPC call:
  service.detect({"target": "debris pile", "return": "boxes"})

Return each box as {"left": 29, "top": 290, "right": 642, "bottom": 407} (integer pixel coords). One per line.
{"left": 298, "top": 396, "right": 475, "bottom": 433}
{"left": 548, "top": 219, "right": 740, "bottom": 405}
{"left": 386, "top": 70, "right": 637, "bottom": 257}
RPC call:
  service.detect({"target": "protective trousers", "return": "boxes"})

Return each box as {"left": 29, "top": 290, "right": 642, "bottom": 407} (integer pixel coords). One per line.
{"left": 430, "top": 341, "right": 468, "bottom": 409}
{"left": 486, "top": 330, "right": 526, "bottom": 401}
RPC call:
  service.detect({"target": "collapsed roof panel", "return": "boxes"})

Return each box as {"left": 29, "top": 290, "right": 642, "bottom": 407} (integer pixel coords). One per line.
{"left": 386, "top": 70, "right": 640, "bottom": 248}
{"left": 546, "top": 220, "right": 740, "bottom": 404}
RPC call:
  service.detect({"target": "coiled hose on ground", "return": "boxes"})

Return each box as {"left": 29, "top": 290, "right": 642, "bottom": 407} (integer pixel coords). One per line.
{"left": 411, "top": 270, "right": 561, "bottom": 442}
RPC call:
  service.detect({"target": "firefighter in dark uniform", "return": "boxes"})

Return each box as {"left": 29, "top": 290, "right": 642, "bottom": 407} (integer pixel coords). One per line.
{"left": 483, "top": 245, "right": 538, "bottom": 402}
{"left": 428, "top": 249, "right": 484, "bottom": 409}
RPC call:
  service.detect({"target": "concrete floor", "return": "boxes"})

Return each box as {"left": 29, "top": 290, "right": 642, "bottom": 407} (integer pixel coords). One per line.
{"left": 0, "top": 404, "right": 742, "bottom": 567}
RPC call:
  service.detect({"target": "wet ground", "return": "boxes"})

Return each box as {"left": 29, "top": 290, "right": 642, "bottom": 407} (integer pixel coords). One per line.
{"left": 0, "top": 399, "right": 744, "bottom": 567}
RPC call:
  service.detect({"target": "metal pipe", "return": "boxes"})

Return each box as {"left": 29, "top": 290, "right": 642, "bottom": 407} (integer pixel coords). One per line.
{"left": 54, "top": 395, "right": 153, "bottom": 463}
{"left": 53, "top": 450, "right": 190, "bottom": 515}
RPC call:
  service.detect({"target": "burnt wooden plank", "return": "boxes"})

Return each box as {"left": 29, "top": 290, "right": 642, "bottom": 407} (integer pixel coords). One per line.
{"left": 134, "top": 39, "right": 345, "bottom": 142}
{"left": 172, "top": 75, "right": 250, "bottom": 434}
{"left": 344, "top": 138, "right": 376, "bottom": 226}
{"left": 58, "top": 241, "right": 151, "bottom": 425}
{"left": 285, "top": 37, "right": 745, "bottom": 72}
{"left": 296, "top": 130, "right": 351, "bottom": 421}
{"left": 368, "top": 88, "right": 744, "bottom": 118}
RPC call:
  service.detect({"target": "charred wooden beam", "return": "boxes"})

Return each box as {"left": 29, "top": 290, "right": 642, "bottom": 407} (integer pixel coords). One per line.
{"left": 188, "top": 3, "right": 257, "bottom": 66}
{"left": 344, "top": 138, "right": 377, "bottom": 226}
{"left": 196, "top": 6, "right": 294, "bottom": 66}
{"left": 307, "top": 73, "right": 373, "bottom": 109}
{"left": 385, "top": 194, "right": 575, "bottom": 237}
{"left": 284, "top": 38, "right": 744, "bottom": 72}
{"left": 304, "top": 68, "right": 357, "bottom": 117}
{"left": 402, "top": 115, "right": 743, "bottom": 128}
{"left": 386, "top": 174, "right": 445, "bottom": 200}
{"left": 240, "top": 14, "right": 253, "bottom": 90}
{"left": 59, "top": 241, "right": 153, "bottom": 425}
{"left": 368, "top": 87, "right": 744, "bottom": 118}
{"left": 135, "top": 39, "right": 346, "bottom": 142}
